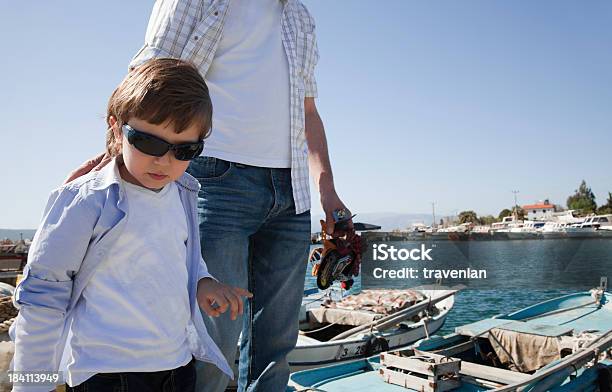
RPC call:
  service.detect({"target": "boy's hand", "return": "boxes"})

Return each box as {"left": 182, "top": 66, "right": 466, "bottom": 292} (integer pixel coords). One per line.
{"left": 197, "top": 278, "right": 253, "bottom": 320}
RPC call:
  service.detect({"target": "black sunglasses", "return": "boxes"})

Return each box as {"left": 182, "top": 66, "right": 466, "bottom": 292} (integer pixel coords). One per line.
{"left": 122, "top": 124, "right": 204, "bottom": 161}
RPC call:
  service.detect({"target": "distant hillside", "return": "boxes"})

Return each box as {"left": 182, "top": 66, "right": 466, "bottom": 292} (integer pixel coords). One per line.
{"left": 0, "top": 229, "right": 36, "bottom": 241}
{"left": 2, "top": 213, "right": 434, "bottom": 239}
{"left": 311, "top": 212, "right": 433, "bottom": 233}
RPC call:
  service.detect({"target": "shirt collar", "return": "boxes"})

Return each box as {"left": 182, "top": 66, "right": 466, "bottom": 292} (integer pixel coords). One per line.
{"left": 89, "top": 156, "right": 200, "bottom": 194}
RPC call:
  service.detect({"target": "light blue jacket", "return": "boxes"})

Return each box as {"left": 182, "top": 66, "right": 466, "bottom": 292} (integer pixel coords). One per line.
{"left": 10, "top": 159, "right": 233, "bottom": 388}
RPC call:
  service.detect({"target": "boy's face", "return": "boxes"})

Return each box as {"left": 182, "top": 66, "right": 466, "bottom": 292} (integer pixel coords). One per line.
{"left": 115, "top": 117, "right": 202, "bottom": 190}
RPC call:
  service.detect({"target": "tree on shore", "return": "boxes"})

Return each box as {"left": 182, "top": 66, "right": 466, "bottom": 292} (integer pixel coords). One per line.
{"left": 498, "top": 207, "right": 524, "bottom": 220}
{"left": 597, "top": 192, "right": 612, "bottom": 214}
{"left": 512, "top": 206, "right": 526, "bottom": 220}
{"left": 478, "top": 215, "right": 497, "bottom": 225}
{"left": 567, "top": 180, "right": 597, "bottom": 215}
{"left": 498, "top": 209, "right": 512, "bottom": 220}
{"left": 458, "top": 210, "right": 478, "bottom": 224}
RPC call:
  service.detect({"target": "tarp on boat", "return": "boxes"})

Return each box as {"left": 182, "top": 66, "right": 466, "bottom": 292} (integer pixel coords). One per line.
{"left": 308, "top": 289, "right": 426, "bottom": 327}
{"left": 488, "top": 322, "right": 573, "bottom": 372}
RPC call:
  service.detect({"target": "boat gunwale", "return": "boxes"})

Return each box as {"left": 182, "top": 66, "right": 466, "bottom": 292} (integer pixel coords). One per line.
{"left": 497, "top": 291, "right": 609, "bottom": 320}
{"left": 295, "top": 296, "right": 454, "bottom": 348}
{"left": 288, "top": 291, "right": 612, "bottom": 391}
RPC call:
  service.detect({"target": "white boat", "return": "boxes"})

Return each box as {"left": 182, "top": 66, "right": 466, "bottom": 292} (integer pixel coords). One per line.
{"left": 228, "top": 288, "right": 456, "bottom": 380}
{"left": 470, "top": 225, "right": 492, "bottom": 240}
{"left": 564, "top": 213, "right": 612, "bottom": 238}
{"left": 495, "top": 218, "right": 525, "bottom": 240}
{"left": 581, "top": 213, "right": 612, "bottom": 229}
{"left": 289, "top": 288, "right": 456, "bottom": 372}
{"left": 490, "top": 216, "right": 520, "bottom": 240}
{"left": 540, "top": 221, "right": 569, "bottom": 238}
{"left": 505, "top": 220, "right": 545, "bottom": 240}
{"left": 599, "top": 225, "right": 612, "bottom": 238}
{"left": 539, "top": 210, "right": 583, "bottom": 238}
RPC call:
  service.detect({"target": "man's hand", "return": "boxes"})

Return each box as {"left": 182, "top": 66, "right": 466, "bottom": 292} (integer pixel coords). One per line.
{"left": 197, "top": 278, "right": 253, "bottom": 320}
{"left": 321, "top": 188, "right": 353, "bottom": 237}
{"left": 303, "top": 98, "right": 353, "bottom": 237}
{"left": 63, "top": 152, "right": 112, "bottom": 184}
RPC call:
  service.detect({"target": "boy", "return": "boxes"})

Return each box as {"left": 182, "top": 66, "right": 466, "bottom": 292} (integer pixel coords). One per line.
{"left": 10, "top": 58, "right": 251, "bottom": 392}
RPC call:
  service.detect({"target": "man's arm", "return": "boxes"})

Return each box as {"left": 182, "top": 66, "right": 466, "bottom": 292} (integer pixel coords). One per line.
{"left": 129, "top": 0, "right": 201, "bottom": 68}
{"left": 304, "top": 97, "right": 352, "bottom": 235}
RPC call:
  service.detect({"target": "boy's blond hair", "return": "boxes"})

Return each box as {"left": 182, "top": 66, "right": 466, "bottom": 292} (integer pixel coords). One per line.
{"left": 106, "top": 58, "right": 212, "bottom": 156}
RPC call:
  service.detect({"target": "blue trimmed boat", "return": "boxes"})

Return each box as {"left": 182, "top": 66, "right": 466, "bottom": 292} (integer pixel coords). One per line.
{"left": 288, "top": 288, "right": 612, "bottom": 391}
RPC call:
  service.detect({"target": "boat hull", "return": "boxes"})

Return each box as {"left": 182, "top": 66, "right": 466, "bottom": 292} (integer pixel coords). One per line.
{"left": 288, "top": 309, "right": 448, "bottom": 372}
{"left": 288, "top": 291, "right": 612, "bottom": 391}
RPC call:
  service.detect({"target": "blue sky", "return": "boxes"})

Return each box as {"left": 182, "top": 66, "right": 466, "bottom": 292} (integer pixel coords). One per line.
{"left": 1, "top": 1, "right": 611, "bottom": 228}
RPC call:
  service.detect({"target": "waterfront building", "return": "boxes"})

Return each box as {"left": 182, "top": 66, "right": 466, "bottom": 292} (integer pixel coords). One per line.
{"left": 522, "top": 199, "right": 559, "bottom": 221}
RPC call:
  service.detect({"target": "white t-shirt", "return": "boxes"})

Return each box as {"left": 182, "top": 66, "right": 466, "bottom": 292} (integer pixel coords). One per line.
{"left": 204, "top": 0, "right": 291, "bottom": 168}
{"left": 67, "top": 181, "right": 192, "bottom": 385}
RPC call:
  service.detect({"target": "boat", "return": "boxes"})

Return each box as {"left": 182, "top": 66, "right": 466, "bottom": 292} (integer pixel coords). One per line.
{"left": 490, "top": 216, "right": 519, "bottom": 240}
{"left": 430, "top": 224, "right": 471, "bottom": 241}
{"left": 580, "top": 214, "right": 612, "bottom": 230}
{"left": 470, "top": 225, "right": 493, "bottom": 241}
{"left": 539, "top": 210, "right": 583, "bottom": 239}
{"left": 0, "top": 239, "right": 28, "bottom": 279}
{"left": 599, "top": 226, "right": 612, "bottom": 238}
{"left": 565, "top": 214, "right": 612, "bottom": 238}
{"left": 505, "top": 220, "right": 545, "bottom": 240}
{"left": 228, "top": 287, "right": 457, "bottom": 384}
{"left": 288, "top": 283, "right": 612, "bottom": 391}
{"left": 541, "top": 221, "right": 569, "bottom": 239}
{"left": 288, "top": 288, "right": 457, "bottom": 372}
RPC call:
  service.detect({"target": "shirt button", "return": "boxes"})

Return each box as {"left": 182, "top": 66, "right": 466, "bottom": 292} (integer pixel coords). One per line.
{"left": 194, "top": 36, "right": 199, "bottom": 41}
{"left": 214, "top": 11, "right": 219, "bottom": 16}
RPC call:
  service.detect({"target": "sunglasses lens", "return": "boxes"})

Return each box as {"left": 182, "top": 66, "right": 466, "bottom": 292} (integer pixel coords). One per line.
{"left": 128, "top": 131, "right": 170, "bottom": 157}
{"left": 174, "top": 142, "right": 204, "bottom": 161}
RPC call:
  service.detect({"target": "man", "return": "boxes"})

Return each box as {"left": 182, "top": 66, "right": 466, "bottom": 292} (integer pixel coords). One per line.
{"left": 69, "top": 1, "right": 351, "bottom": 390}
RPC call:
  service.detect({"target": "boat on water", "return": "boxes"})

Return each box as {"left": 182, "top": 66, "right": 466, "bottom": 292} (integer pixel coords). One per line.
{"left": 565, "top": 214, "right": 612, "bottom": 239}
{"left": 599, "top": 226, "right": 612, "bottom": 238}
{"left": 541, "top": 222, "right": 569, "bottom": 239}
{"left": 470, "top": 225, "right": 493, "bottom": 241}
{"left": 505, "top": 221, "right": 546, "bottom": 240}
{"left": 429, "top": 224, "right": 471, "bottom": 241}
{"left": 288, "top": 284, "right": 612, "bottom": 391}
{"left": 228, "top": 287, "right": 457, "bottom": 384}
{"left": 490, "top": 216, "right": 519, "bottom": 240}
{"left": 288, "top": 287, "right": 457, "bottom": 372}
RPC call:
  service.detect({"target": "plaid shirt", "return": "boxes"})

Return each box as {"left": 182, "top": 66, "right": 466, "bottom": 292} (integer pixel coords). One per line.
{"left": 130, "top": 0, "right": 319, "bottom": 214}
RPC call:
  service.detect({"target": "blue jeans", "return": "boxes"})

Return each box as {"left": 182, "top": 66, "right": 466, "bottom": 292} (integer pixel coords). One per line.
{"left": 187, "top": 157, "right": 311, "bottom": 392}
{"left": 66, "top": 358, "right": 196, "bottom": 392}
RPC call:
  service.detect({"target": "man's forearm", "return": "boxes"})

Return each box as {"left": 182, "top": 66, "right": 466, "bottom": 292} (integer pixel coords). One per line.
{"left": 304, "top": 98, "right": 335, "bottom": 194}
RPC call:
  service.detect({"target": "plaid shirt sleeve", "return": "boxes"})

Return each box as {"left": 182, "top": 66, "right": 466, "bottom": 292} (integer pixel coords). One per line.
{"left": 129, "top": 0, "right": 203, "bottom": 69}
{"left": 296, "top": 2, "right": 319, "bottom": 98}
{"left": 303, "top": 32, "right": 319, "bottom": 98}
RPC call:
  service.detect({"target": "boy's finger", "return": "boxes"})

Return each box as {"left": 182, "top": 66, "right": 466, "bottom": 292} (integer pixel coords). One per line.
{"left": 200, "top": 299, "right": 220, "bottom": 317}
{"left": 224, "top": 291, "right": 240, "bottom": 320}
{"left": 235, "top": 291, "right": 244, "bottom": 317}
{"left": 229, "top": 289, "right": 247, "bottom": 316}
{"left": 213, "top": 294, "right": 229, "bottom": 313}
{"left": 233, "top": 287, "right": 253, "bottom": 298}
